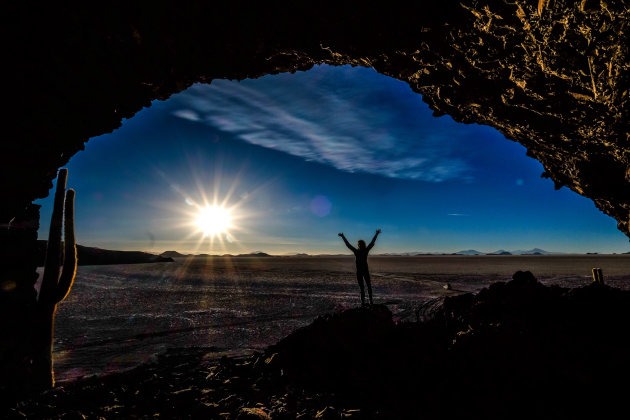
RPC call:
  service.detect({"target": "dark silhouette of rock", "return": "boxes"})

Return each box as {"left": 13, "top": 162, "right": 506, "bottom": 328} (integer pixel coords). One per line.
{"left": 236, "top": 252, "right": 270, "bottom": 257}
{"left": 74, "top": 246, "right": 174, "bottom": 265}
{"left": 160, "top": 250, "right": 187, "bottom": 258}
{"left": 257, "top": 272, "right": 630, "bottom": 418}
{"left": 36, "top": 241, "right": 174, "bottom": 266}
{"left": 265, "top": 305, "right": 395, "bottom": 390}
{"left": 5, "top": 273, "right": 630, "bottom": 418}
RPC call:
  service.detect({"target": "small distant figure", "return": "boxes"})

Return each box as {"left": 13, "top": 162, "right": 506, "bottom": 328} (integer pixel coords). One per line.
{"left": 338, "top": 229, "right": 381, "bottom": 306}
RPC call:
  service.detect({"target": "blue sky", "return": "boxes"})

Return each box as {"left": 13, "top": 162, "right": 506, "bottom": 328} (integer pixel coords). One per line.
{"left": 36, "top": 65, "right": 629, "bottom": 254}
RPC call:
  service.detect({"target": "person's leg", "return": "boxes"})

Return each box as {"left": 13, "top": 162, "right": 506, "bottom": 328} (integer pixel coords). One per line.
{"left": 365, "top": 272, "right": 373, "bottom": 305}
{"left": 356, "top": 272, "right": 365, "bottom": 305}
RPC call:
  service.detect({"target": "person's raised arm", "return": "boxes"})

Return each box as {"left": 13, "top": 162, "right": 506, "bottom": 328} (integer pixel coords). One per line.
{"left": 338, "top": 233, "right": 356, "bottom": 252}
{"left": 366, "top": 229, "right": 381, "bottom": 251}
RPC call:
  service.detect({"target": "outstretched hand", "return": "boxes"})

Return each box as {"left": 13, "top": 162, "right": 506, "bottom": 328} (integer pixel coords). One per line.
{"left": 376, "top": 229, "right": 381, "bottom": 235}
{"left": 338, "top": 233, "right": 344, "bottom": 237}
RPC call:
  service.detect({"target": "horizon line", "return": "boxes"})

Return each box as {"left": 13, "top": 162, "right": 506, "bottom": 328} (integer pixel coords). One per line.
{"left": 138, "top": 249, "right": 630, "bottom": 257}
{"left": 46, "top": 240, "right": 630, "bottom": 256}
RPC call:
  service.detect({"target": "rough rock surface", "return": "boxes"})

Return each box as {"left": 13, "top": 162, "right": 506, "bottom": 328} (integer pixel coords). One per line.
{"left": 5, "top": 273, "right": 630, "bottom": 419}
{"left": 3, "top": 0, "right": 629, "bottom": 237}
{"left": 2, "top": 0, "right": 629, "bottom": 392}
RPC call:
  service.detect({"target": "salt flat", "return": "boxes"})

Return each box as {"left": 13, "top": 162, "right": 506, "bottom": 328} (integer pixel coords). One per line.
{"left": 48, "top": 255, "right": 630, "bottom": 382}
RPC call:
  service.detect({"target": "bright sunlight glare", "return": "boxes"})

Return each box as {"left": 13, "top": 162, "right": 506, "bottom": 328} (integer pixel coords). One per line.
{"left": 196, "top": 205, "right": 232, "bottom": 237}
{"left": 154, "top": 162, "right": 258, "bottom": 254}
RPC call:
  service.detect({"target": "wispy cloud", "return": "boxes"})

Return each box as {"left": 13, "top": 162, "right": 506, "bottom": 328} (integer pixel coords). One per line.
{"left": 173, "top": 109, "right": 201, "bottom": 122}
{"left": 171, "top": 66, "right": 472, "bottom": 182}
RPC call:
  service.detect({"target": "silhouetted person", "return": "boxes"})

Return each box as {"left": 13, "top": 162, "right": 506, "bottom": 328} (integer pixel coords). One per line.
{"left": 338, "top": 229, "right": 381, "bottom": 306}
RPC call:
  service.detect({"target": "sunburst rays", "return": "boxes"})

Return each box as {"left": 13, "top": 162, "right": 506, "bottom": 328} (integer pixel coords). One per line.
{"left": 152, "top": 158, "right": 266, "bottom": 256}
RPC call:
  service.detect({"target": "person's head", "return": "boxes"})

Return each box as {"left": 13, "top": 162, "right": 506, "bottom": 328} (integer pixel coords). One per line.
{"left": 357, "top": 239, "right": 366, "bottom": 250}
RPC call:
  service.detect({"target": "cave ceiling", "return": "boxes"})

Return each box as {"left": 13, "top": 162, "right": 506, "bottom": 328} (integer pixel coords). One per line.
{"left": 4, "top": 0, "right": 629, "bottom": 238}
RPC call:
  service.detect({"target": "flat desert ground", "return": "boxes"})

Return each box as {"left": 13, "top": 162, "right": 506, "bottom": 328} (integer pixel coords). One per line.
{"left": 45, "top": 254, "right": 630, "bottom": 382}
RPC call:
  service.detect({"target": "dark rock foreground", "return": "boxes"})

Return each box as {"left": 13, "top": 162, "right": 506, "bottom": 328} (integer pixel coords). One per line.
{"left": 5, "top": 272, "right": 630, "bottom": 419}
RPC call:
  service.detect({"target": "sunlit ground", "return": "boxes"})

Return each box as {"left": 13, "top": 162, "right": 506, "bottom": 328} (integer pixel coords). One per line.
{"left": 46, "top": 254, "right": 630, "bottom": 382}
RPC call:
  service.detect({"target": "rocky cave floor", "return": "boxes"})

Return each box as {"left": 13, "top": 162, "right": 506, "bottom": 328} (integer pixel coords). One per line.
{"left": 4, "top": 271, "right": 630, "bottom": 419}
{"left": 5, "top": 348, "right": 347, "bottom": 420}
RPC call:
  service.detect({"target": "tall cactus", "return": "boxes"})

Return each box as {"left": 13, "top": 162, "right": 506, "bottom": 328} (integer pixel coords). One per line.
{"left": 34, "top": 168, "right": 77, "bottom": 388}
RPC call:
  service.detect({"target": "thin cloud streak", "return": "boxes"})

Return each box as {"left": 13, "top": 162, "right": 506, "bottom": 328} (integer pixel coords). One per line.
{"left": 171, "top": 68, "right": 472, "bottom": 182}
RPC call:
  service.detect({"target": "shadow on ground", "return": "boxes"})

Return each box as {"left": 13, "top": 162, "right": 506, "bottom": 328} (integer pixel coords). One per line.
{"left": 5, "top": 271, "right": 630, "bottom": 419}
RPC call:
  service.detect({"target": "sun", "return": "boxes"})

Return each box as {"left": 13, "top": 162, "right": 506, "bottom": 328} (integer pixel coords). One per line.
{"left": 195, "top": 205, "right": 232, "bottom": 237}
{"left": 161, "top": 165, "right": 255, "bottom": 253}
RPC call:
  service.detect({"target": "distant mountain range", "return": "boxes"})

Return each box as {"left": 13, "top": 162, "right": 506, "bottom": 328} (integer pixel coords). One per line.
{"left": 34, "top": 245, "right": 617, "bottom": 265}
{"left": 160, "top": 250, "right": 187, "bottom": 258}
{"left": 37, "top": 241, "right": 173, "bottom": 266}
{"left": 455, "top": 249, "right": 484, "bottom": 255}
{"left": 160, "top": 251, "right": 271, "bottom": 258}
{"left": 128, "top": 248, "right": 629, "bottom": 258}
{"left": 455, "top": 248, "right": 558, "bottom": 256}
{"left": 237, "top": 252, "right": 271, "bottom": 257}
{"left": 376, "top": 248, "right": 561, "bottom": 256}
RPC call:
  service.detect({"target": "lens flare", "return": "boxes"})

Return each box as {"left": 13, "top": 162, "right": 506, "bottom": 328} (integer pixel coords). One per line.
{"left": 152, "top": 159, "right": 266, "bottom": 256}
{"left": 195, "top": 205, "right": 232, "bottom": 237}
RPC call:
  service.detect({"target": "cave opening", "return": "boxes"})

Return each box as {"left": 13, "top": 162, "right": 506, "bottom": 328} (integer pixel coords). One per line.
{"left": 27, "top": 65, "right": 630, "bottom": 382}
{"left": 25, "top": 63, "right": 630, "bottom": 386}
{"left": 21, "top": 64, "right": 630, "bottom": 378}
{"left": 35, "top": 64, "right": 629, "bottom": 256}
{"left": 3, "top": 1, "right": 630, "bottom": 411}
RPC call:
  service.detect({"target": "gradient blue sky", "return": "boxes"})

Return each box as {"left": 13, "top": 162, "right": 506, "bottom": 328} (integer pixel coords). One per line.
{"left": 36, "top": 65, "right": 629, "bottom": 254}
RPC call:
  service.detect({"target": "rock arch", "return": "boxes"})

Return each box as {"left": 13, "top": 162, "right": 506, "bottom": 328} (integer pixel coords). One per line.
{"left": 4, "top": 0, "right": 629, "bottom": 235}
{"left": 1, "top": 0, "right": 628, "bottom": 390}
